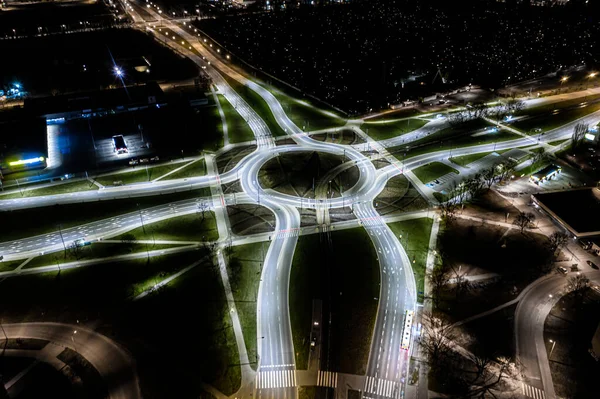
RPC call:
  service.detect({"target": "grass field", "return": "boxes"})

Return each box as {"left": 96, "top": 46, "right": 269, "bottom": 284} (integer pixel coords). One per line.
{"left": 22, "top": 242, "right": 189, "bottom": 270}
{"left": 161, "top": 159, "right": 207, "bottom": 180}
{"left": 0, "top": 249, "right": 241, "bottom": 397}
{"left": 449, "top": 152, "right": 493, "bottom": 167}
{"left": 548, "top": 139, "right": 569, "bottom": 147}
{"left": 226, "top": 241, "right": 270, "bottom": 371}
{"left": 218, "top": 94, "right": 256, "bottom": 143}
{"left": 221, "top": 72, "right": 287, "bottom": 137}
{"left": 0, "top": 188, "right": 211, "bottom": 242}
{"left": 0, "top": 180, "right": 98, "bottom": 199}
{"left": 388, "top": 218, "right": 434, "bottom": 303}
{"left": 290, "top": 228, "right": 379, "bottom": 374}
{"left": 95, "top": 163, "right": 184, "bottom": 186}
{"left": 362, "top": 119, "right": 428, "bottom": 140}
{"left": 412, "top": 162, "right": 459, "bottom": 184}
{"left": 269, "top": 89, "right": 347, "bottom": 131}
{"left": 114, "top": 211, "right": 219, "bottom": 242}
{"left": 0, "top": 260, "right": 23, "bottom": 272}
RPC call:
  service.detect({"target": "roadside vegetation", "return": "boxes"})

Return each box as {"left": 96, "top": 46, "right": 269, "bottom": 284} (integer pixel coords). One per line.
{"left": 225, "top": 241, "right": 270, "bottom": 371}
{"left": 388, "top": 218, "right": 434, "bottom": 303}
{"left": 0, "top": 180, "right": 98, "bottom": 199}
{"left": 362, "top": 119, "right": 427, "bottom": 140}
{"left": 412, "top": 162, "right": 459, "bottom": 184}
{"left": 221, "top": 72, "right": 287, "bottom": 137}
{"left": 217, "top": 94, "right": 256, "bottom": 143}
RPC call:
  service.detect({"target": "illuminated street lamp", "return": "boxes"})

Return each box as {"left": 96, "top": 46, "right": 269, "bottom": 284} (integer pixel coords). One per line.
{"left": 589, "top": 72, "right": 598, "bottom": 78}
{"left": 114, "top": 66, "right": 123, "bottom": 77}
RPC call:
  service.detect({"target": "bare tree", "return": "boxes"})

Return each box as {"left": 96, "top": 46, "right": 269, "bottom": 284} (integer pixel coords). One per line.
{"left": 547, "top": 232, "right": 569, "bottom": 258}
{"left": 197, "top": 201, "right": 209, "bottom": 222}
{"left": 68, "top": 240, "right": 85, "bottom": 260}
{"left": 429, "top": 264, "right": 451, "bottom": 309}
{"left": 496, "top": 159, "right": 517, "bottom": 184}
{"left": 452, "top": 270, "right": 472, "bottom": 301}
{"left": 505, "top": 98, "right": 525, "bottom": 114}
{"left": 567, "top": 274, "right": 590, "bottom": 300}
{"left": 514, "top": 212, "right": 535, "bottom": 233}
{"left": 572, "top": 122, "right": 589, "bottom": 149}
{"left": 121, "top": 233, "right": 137, "bottom": 253}
{"left": 420, "top": 312, "right": 456, "bottom": 371}
{"left": 459, "top": 353, "right": 521, "bottom": 398}
{"left": 439, "top": 201, "right": 458, "bottom": 224}
{"left": 482, "top": 166, "right": 496, "bottom": 189}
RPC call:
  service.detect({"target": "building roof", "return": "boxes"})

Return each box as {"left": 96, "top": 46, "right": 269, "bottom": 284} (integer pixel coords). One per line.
{"left": 532, "top": 188, "right": 600, "bottom": 237}
{"left": 24, "top": 82, "right": 164, "bottom": 117}
{"left": 531, "top": 164, "right": 561, "bottom": 181}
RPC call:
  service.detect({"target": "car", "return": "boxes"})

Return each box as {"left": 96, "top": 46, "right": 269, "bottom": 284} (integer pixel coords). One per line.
{"left": 434, "top": 179, "right": 441, "bottom": 184}
{"left": 129, "top": 159, "right": 139, "bottom": 165}
{"left": 310, "top": 337, "right": 317, "bottom": 349}
{"left": 557, "top": 266, "right": 568, "bottom": 275}
{"left": 139, "top": 158, "right": 149, "bottom": 163}
{"left": 587, "top": 260, "right": 599, "bottom": 270}
{"left": 150, "top": 156, "right": 160, "bottom": 162}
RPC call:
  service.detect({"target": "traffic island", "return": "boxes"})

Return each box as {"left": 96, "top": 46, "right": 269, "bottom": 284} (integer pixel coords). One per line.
{"left": 258, "top": 151, "right": 359, "bottom": 199}
{"left": 289, "top": 228, "right": 379, "bottom": 374}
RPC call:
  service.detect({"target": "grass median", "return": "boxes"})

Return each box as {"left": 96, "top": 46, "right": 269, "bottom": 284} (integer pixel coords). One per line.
{"left": 113, "top": 211, "right": 219, "bottom": 242}
{"left": 362, "top": 119, "right": 428, "bottom": 140}
{"left": 94, "top": 162, "right": 185, "bottom": 186}
{"left": 290, "top": 228, "right": 379, "bottom": 374}
{"left": 161, "top": 159, "right": 207, "bottom": 180}
{"left": 412, "top": 162, "right": 459, "bottom": 184}
{"left": 221, "top": 72, "right": 287, "bottom": 137}
{"left": 0, "top": 180, "right": 98, "bottom": 199}
{"left": 0, "top": 187, "right": 211, "bottom": 243}
{"left": 388, "top": 218, "right": 434, "bottom": 303}
{"left": 217, "top": 93, "right": 256, "bottom": 143}
{"left": 269, "top": 89, "right": 347, "bottom": 131}
{"left": 449, "top": 152, "right": 493, "bottom": 167}
{"left": 226, "top": 241, "right": 270, "bottom": 371}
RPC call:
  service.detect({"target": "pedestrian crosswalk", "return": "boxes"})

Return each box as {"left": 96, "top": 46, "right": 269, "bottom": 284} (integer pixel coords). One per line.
{"left": 522, "top": 382, "right": 545, "bottom": 399}
{"left": 255, "top": 369, "right": 297, "bottom": 389}
{"left": 274, "top": 228, "right": 301, "bottom": 239}
{"left": 359, "top": 216, "right": 384, "bottom": 227}
{"left": 317, "top": 370, "right": 338, "bottom": 388}
{"left": 364, "top": 376, "right": 398, "bottom": 398}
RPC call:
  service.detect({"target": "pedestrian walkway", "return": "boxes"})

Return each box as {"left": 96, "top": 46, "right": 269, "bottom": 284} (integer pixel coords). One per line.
{"left": 255, "top": 368, "right": 297, "bottom": 389}
{"left": 522, "top": 382, "right": 546, "bottom": 399}
{"left": 317, "top": 370, "right": 338, "bottom": 389}
{"left": 363, "top": 376, "right": 399, "bottom": 398}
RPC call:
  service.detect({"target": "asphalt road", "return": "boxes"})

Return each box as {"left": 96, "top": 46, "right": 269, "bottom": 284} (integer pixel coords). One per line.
{"left": 2, "top": 322, "right": 141, "bottom": 399}
{"left": 2, "top": 3, "right": 599, "bottom": 399}
{"left": 515, "top": 269, "right": 600, "bottom": 399}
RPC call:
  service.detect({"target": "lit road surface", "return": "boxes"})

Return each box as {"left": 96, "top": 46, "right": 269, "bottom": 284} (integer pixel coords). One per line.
{"left": 3, "top": 3, "right": 599, "bottom": 398}
{"left": 3, "top": 322, "right": 141, "bottom": 399}
{"left": 0, "top": 196, "right": 217, "bottom": 260}
{"left": 515, "top": 270, "right": 600, "bottom": 399}
{"left": 356, "top": 200, "right": 417, "bottom": 399}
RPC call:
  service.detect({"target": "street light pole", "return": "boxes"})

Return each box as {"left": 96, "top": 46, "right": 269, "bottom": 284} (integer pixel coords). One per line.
{"left": 549, "top": 339, "right": 556, "bottom": 359}
{"left": 57, "top": 224, "right": 67, "bottom": 256}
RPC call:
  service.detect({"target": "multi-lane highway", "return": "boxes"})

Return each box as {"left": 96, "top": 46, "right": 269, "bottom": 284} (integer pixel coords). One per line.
{"left": 2, "top": 2, "right": 600, "bottom": 399}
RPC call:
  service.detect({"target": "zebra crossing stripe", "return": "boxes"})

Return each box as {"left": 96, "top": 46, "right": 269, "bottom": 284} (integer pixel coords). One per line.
{"left": 521, "top": 382, "right": 545, "bottom": 399}
{"left": 255, "top": 370, "right": 297, "bottom": 389}
{"left": 316, "top": 370, "right": 338, "bottom": 388}
{"left": 364, "top": 376, "right": 398, "bottom": 398}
